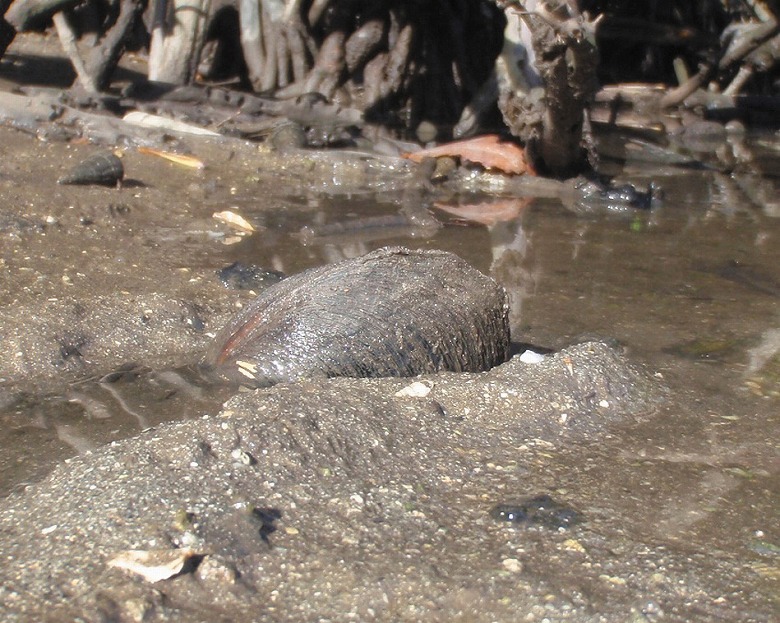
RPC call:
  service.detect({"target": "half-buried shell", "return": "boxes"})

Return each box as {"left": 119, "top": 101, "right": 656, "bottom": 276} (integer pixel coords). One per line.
{"left": 204, "top": 247, "right": 511, "bottom": 387}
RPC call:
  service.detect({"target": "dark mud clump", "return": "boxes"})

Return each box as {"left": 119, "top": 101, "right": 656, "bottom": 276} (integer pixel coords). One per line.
{"left": 491, "top": 494, "right": 584, "bottom": 530}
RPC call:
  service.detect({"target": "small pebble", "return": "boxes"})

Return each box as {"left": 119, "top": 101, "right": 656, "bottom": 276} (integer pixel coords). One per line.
{"left": 394, "top": 380, "right": 433, "bottom": 398}
{"left": 218, "top": 262, "right": 285, "bottom": 291}
{"left": 195, "top": 556, "right": 238, "bottom": 585}
{"left": 270, "top": 122, "right": 307, "bottom": 152}
{"left": 502, "top": 558, "right": 523, "bottom": 573}
{"left": 231, "top": 448, "right": 256, "bottom": 465}
{"left": 519, "top": 350, "right": 545, "bottom": 364}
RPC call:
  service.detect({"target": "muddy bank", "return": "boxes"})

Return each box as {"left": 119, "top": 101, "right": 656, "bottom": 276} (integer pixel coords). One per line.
{"left": 0, "top": 126, "right": 246, "bottom": 393}
{"left": 0, "top": 123, "right": 418, "bottom": 394}
{"left": 0, "top": 342, "right": 670, "bottom": 622}
{"left": 0, "top": 121, "right": 777, "bottom": 621}
{"left": 1, "top": 33, "right": 778, "bottom": 623}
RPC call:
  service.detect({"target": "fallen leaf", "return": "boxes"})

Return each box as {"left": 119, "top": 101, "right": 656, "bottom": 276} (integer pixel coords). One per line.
{"left": 108, "top": 548, "right": 199, "bottom": 583}
{"left": 138, "top": 146, "right": 205, "bottom": 170}
{"left": 213, "top": 210, "right": 256, "bottom": 233}
{"left": 434, "top": 198, "right": 530, "bottom": 226}
{"left": 403, "top": 135, "right": 531, "bottom": 175}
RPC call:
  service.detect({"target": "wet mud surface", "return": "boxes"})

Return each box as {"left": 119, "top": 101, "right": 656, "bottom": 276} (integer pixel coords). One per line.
{"left": 1, "top": 344, "right": 664, "bottom": 622}
{"left": 1, "top": 34, "right": 779, "bottom": 623}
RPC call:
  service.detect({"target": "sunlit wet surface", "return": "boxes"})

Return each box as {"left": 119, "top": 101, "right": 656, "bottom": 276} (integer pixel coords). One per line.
{"left": 3, "top": 135, "right": 779, "bottom": 477}
{"left": 0, "top": 124, "right": 778, "bottom": 616}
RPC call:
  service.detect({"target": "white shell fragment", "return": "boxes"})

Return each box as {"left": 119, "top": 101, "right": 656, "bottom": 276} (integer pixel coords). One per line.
{"left": 519, "top": 350, "right": 546, "bottom": 364}
{"left": 213, "top": 211, "right": 256, "bottom": 233}
{"left": 107, "top": 548, "right": 199, "bottom": 583}
{"left": 123, "top": 111, "right": 221, "bottom": 137}
{"left": 394, "top": 380, "right": 433, "bottom": 398}
{"left": 235, "top": 359, "right": 258, "bottom": 380}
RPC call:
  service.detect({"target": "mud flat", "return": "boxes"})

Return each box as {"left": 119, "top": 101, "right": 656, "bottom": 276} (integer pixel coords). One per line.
{"left": 0, "top": 343, "right": 670, "bottom": 622}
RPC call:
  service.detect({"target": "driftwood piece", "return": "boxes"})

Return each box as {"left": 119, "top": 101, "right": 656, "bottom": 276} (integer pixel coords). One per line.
{"left": 4, "top": 0, "right": 80, "bottom": 30}
{"left": 719, "top": 19, "right": 779, "bottom": 70}
{"left": 84, "top": 0, "right": 142, "bottom": 91}
{"left": 0, "top": 21, "right": 13, "bottom": 57}
{"left": 0, "top": 89, "right": 181, "bottom": 144}
{"left": 592, "top": 81, "right": 780, "bottom": 133}
{"left": 238, "top": 0, "right": 264, "bottom": 90}
{"left": 0, "top": 79, "right": 365, "bottom": 146}
{"left": 0, "top": 89, "right": 63, "bottom": 129}
{"left": 240, "top": 0, "right": 315, "bottom": 94}
{"left": 148, "top": 0, "right": 211, "bottom": 84}
{"left": 496, "top": 0, "right": 599, "bottom": 177}
{"left": 0, "top": 0, "right": 14, "bottom": 56}
{"left": 52, "top": 12, "right": 96, "bottom": 92}
{"left": 0, "top": 88, "right": 229, "bottom": 145}
{"left": 147, "top": 82, "right": 364, "bottom": 131}
{"left": 51, "top": 0, "right": 143, "bottom": 93}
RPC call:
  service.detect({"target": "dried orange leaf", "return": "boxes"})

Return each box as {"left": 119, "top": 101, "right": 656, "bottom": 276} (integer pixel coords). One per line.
{"left": 137, "top": 146, "right": 205, "bottom": 170}
{"left": 403, "top": 135, "right": 530, "bottom": 175}
{"left": 434, "top": 198, "right": 530, "bottom": 226}
{"left": 213, "top": 210, "right": 255, "bottom": 233}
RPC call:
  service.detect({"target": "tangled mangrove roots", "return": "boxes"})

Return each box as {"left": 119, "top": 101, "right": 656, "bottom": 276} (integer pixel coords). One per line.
{"left": 234, "top": 0, "right": 506, "bottom": 136}
{"left": 2, "top": 0, "right": 779, "bottom": 175}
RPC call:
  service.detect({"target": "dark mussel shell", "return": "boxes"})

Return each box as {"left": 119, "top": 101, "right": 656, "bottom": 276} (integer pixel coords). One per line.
{"left": 204, "top": 247, "right": 511, "bottom": 387}
{"left": 58, "top": 151, "right": 124, "bottom": 186}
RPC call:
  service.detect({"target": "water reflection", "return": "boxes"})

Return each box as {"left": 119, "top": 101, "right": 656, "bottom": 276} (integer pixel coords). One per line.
{"left": 0, "top": 365, "right": 232, "bottom": 496}
{"left": 747, "top": 327, "right": 780, "bottom": 375}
